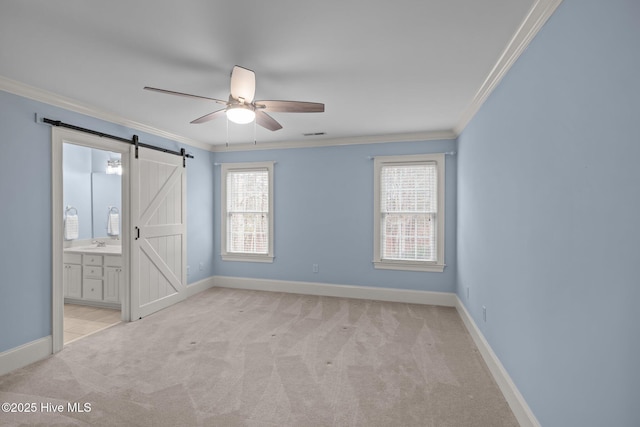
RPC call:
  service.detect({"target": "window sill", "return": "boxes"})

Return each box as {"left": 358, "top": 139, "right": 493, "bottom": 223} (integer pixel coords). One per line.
{"left": 373, "top": 260, "right": 445, "bottom": 273}
{"left": 221, "top": 254, "right": 274, "bottom": 263}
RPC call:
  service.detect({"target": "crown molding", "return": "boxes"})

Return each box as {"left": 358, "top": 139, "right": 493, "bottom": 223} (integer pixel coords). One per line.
{"left": 1, "top": 0, "right": 562, "bottom": 154}
{"left": 0, "top": 75, "right": 211, "bottom": 151}
{"left": 454, "top": 0, "right": 564, "bottom": 135}
{"left": 1, "top": 74, "right": 454, "bottom": 153}
{"left": 210, "top": 129, "right": 457, "bottom": 152}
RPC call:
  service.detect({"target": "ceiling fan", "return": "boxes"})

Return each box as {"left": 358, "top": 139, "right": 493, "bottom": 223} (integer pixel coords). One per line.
{"left": 144, "top": 65, "right": 324, "bottom": 131}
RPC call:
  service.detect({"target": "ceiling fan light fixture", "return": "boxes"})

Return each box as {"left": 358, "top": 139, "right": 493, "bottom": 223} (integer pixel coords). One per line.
{"left": 145, "top": 65, "right": 324, "bottom": 131}
{"left": 226, "top": 104, "right": 255, "bottom": 124}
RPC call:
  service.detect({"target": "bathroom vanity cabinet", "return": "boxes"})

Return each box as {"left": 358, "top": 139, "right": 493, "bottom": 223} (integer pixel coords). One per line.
{"left": 63, "top": 254, "right": 82, "bottom": 299}
{"left": 63, "top": 250, "right": 122, "bottom": 309}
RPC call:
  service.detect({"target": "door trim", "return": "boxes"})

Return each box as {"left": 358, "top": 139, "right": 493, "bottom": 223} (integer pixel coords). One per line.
{"left": 51, "top": 127, "right": 131, "bottom": 353}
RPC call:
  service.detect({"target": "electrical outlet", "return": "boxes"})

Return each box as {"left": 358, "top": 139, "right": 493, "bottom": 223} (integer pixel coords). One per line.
{"left": 312, "top": 264, "right": 319, "bottom": 273}
{"left": 482, "top": 306, "right": 487, "bottom": 322}
{"left": 199, "top": 262, "right": 203, "bottom": 271}
{"left": 466, "top": 287, "right": 470, "bottom": 299}
{"left": 187, "top": 265, "right": 190, "bottom": 276}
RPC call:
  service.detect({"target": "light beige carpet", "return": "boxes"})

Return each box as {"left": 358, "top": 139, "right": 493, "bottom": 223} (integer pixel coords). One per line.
{"left": 0, "top": 287, "right": 518, "bottom": 426}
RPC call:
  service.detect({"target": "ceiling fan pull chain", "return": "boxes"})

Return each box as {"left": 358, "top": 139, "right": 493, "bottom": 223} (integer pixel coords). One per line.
{"left": 254, "top": 117, "right": 257, "bottom": 145}
{"left": 226, "top": 117, "right": 229, "bottom": 148}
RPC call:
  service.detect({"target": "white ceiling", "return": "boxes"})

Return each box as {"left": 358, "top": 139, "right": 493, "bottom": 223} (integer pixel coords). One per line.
{"left": 0, "top": 0, "right": 536, "bottom": 148}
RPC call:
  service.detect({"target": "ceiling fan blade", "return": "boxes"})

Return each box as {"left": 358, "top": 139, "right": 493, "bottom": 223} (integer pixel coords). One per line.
{"left": 190, "top": 108, "right": 227, "bottom": 124}
{"left": 256, "top": 111, "right": 283, "bottom": 131}
{"left": 255, "top": 100, "right": 324, "bottom": 113}
{"left": 144, "top": 87, "right": 227, "bottom": 105}
{"left": 230, "top": 66, "right": 256, "bottom": 103}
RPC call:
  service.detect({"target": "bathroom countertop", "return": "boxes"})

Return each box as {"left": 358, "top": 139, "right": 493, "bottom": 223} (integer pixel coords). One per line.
{"left": 64, "top": 245, "right": 122, "bottom": 255}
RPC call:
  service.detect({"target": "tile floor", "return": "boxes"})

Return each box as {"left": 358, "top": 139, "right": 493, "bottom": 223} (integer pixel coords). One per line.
{"left": 63, "top": 304, "right": 121, "bottom": 344}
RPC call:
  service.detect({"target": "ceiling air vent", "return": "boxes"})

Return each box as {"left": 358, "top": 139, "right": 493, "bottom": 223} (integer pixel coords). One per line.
{"left": 303, "top": 132, "right": 326, "bottom": 136}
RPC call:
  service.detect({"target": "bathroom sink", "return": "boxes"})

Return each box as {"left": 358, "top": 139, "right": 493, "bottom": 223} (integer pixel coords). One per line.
{"left": 64, "top": 245, "right": 122, "bottom": 254}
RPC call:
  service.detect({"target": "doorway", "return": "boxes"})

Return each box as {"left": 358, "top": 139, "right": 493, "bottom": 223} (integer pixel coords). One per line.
{"left": 51, "top": 128, "right": 131, "bottom": 353}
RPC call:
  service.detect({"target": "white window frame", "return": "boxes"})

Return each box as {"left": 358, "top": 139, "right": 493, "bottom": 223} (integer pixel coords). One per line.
{"left": 221, "top": 161, "right": 274, "bottom": 263}
{"left": 373, "top": 153, "right": 445, "bottom": 272}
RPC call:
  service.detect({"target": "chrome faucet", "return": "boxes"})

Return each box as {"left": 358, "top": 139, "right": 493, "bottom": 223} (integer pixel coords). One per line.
{"left": 92, "top": 240, "right": 107, "bottom": 247}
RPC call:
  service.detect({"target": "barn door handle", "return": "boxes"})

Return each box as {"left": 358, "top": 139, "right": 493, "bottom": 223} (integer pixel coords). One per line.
{"left": 135, "top": 226, "right": 140, "bottom": 240}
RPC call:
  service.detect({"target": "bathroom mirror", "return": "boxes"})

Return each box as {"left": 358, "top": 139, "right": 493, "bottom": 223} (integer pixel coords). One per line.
{"left": 92, "top": 173, "right": 121, "bottom": 238}
{"left": 63, "top": 144, "right": 122, "bottom": 240}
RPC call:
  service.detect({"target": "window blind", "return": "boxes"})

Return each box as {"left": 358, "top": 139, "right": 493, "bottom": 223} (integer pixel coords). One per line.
{"left": 226, "top": 169, "right": 269, "bottom": 254}
{"left": 380, "top": 162, "right": 437, "bottom": 261}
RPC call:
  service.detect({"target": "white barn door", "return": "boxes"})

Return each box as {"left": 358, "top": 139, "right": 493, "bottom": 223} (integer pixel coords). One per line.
{"left": 130, "top": 146, "right": 187, "bottom": 319}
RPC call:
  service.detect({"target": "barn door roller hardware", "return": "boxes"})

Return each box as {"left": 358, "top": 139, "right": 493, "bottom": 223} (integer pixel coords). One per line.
{"left": 42, "top": 117, "right": 194, "bottom": 166}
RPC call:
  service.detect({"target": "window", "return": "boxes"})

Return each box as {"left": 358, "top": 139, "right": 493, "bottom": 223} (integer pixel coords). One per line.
{"left": 373, "top": 154, "right": 445, "bottom": 272}
{"left": 221, "top": 162, "right": 274, "bottom": 262}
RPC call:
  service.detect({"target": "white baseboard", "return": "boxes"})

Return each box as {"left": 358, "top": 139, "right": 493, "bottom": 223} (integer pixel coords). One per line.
{"left": 212, "top": 275, "right": 457, "bottom": 307}
{"left": 455, "top": 297, "right": 540, "bottom": 427}
{"left": 186, "top": 276, "right": 217, "bottom": 298}
{"left": 0, "top": 336, "right": 52, "bottom": 377}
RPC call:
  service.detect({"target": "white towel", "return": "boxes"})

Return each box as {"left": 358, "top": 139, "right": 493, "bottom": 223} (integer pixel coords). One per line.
{"left": 64, "top": 214, "right": 79, "bottom": 240}
{"left": 107, "top": 212, "right": 120, "bottom": 236}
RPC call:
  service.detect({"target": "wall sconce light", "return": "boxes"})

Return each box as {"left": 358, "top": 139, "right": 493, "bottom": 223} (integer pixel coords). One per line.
{"left": 106, "top": 159, "right": 122, "bottom": 175}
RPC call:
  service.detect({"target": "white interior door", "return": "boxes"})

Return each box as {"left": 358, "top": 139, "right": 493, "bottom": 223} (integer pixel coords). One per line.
{"left": 130, "top": 146, "right": 187, "bottom": 319}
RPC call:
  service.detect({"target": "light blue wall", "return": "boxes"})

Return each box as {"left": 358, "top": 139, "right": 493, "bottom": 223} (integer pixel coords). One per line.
{"left": 0, "top": 91, "right": 53, "bottom": 353}
{"left": 212, "top": 139, "right": 457, "bottom": 292}
{"left": 456, "top": 0, "right": 640, "bottom": 426}
{"left": 185, "top": 144, "right": 215, "bottom": 284}
{"left": 0, "top": 89, "right": 215, "bottom": 353}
